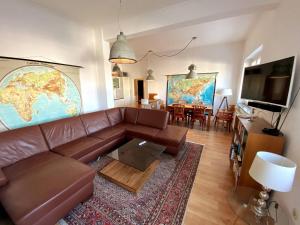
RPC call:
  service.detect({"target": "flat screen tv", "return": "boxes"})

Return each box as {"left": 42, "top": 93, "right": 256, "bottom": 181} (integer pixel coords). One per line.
{"left": 241, "top": 56, "right": 296, "bottom": 108}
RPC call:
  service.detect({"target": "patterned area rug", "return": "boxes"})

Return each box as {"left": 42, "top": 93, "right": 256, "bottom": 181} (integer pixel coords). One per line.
{"left": 58, "top": 142, "right": 203, "bottom": 225}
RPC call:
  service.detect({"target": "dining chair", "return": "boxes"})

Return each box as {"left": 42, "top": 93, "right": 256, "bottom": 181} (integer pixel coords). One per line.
{"left": 191, "top": 105, "right": 207, "bottom": 130}
{"left": 214, "top": 111, "right": 234, "bottom": 132}
{"left": 173, "top": 104, "right": 186, "bottom": 122}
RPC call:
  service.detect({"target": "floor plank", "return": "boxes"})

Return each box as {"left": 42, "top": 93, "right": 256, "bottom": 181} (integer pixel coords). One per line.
{"left": 183, "top": 125, "right": 246, "bottom": 225}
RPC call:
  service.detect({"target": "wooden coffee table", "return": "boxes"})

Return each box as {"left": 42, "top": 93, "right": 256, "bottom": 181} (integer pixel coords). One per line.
{"left": 99, "top": 138, "right": 166, "bottom": 193}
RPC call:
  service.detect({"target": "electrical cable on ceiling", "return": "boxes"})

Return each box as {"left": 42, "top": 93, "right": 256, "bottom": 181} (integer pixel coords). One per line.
{"left": 136, "top": 37, "right": 197, "bottom": 62}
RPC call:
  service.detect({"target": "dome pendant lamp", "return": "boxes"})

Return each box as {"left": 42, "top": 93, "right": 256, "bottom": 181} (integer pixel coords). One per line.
{"left": 109, "top": 32, "right": 137, "bottom": 64}
{"left": 109, "top": 0, "right": 137, "bottom": 64}
{"left": 112, "top": 63, "right": 122, "bottom": 77}
{"left": 146, "top": 69, "right": 155, "bottom": 81}
{"left": 186, "top": 64, "right": 197, "bottom": 79}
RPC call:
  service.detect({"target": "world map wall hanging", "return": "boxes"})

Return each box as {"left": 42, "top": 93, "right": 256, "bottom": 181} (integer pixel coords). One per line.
{"left": 0, "top": 56, "right": 82, "bottom": 131}
{"left": 166, "top": 72, "right": 217, "bottom": 106}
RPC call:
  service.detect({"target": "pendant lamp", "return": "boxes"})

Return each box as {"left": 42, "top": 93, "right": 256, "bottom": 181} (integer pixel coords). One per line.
{"left": 112, "top": 63, "right": 122, "bottom": 77}
{"left": 186, "top": 64, "right": 197, "bottom": 79}
{"left": 109, "top": 32, "right": 137, "bottom": 64}
{"left": 146, "top": 69, "right": 155, "bottom": 81}
{"left": 109, "top": 0, "right": 136, "bottom": 64}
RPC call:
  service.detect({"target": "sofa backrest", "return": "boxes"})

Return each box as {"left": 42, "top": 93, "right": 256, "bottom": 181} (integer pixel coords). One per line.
{"left": 80, "top": 111, "right": 111, "bottom": 134}
{"left": 105, "top": 108, "right": 123, "bottom": 126}
{"left": 137, "top": 109, "right": 169, "bottom": 129}
{"left": 124, "top": 107, "right": 139, "bottom": 124}
{"left": 40, "top": 116, "right": 87, "bottom": 149}
{"left": 0, "top": 126, "right": 49, "bottom": 168}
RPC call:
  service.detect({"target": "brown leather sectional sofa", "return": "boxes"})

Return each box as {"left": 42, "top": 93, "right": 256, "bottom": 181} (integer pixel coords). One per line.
{"left": 0, "top": 107, "right": 188, "bottom": 225}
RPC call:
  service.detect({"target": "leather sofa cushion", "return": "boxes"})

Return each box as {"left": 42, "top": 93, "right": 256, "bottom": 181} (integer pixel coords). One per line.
{"left": 106, "top": 108, "right": 123, "bottom": 126}
{"left": 155, "top": 125, "right": 188, "bottom": 146}
{"left": 124, "top": 107, "right": 139, "bottom": 124}
{"left": 0, "top": 126, "right": 49, "bottom": 168}
{"left": 126, "top": 124, "right": 160, "bottom": 140}
{"left": 40, "top": 116, "right": 87, "bottom": 149}
{"left": 90, "top": 123, "right": 126, "bottom": 144}
{"left": 137, "top": 109, "right": 169, "bottom": 129}
{"left": 0, "top": 152, "right": 95, "bottom": 225}
{"left": 80, "top": 111, "right": 111, "bottom": 134}
{"left": 51, "top": 137, "right": 105, "bottom": 160}
{"left": 2, "top": 152, "right": 60, "bottom": 180}
{"left": 0, "top": 169, "right": 7, "bottom": 187}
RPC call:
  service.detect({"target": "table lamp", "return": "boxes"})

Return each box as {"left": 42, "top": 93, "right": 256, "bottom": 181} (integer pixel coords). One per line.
{"left": 249, "top": 151, "right": 297, "bottom": 217}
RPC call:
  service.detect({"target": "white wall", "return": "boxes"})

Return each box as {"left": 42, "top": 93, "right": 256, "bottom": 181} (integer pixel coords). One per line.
{"left": 242, "top": 1, "right": 300, "bottom": 224}
{"left": 0, "top": 0, "right": 111, "bottom": 113}
{"left": 123, "top": 41, "right": 244, "bottom": 111}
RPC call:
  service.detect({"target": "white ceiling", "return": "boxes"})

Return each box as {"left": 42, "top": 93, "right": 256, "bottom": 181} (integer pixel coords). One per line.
{"left": 23, "top": 0, "right": 185, "bottom": 27}
{"left": 22, "top": 0, "right": 280, "bottom": 52}
{"left": 128, "top": 13, "right": 260, "bottom": 56}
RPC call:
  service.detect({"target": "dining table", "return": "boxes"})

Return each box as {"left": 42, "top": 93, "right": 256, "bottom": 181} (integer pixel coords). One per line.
{"left": 166, "top": 104, "right": 214, "bottom": 131}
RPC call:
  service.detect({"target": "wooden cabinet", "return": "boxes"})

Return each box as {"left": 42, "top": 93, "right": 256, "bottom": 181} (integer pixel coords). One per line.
{"left": 229, "top": 116, "right": 285, "bottom": 189}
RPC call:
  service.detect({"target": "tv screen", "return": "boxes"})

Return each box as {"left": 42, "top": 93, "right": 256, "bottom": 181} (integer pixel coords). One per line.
{"left": 241, "top": 56, "right": 296, "bottom": 108}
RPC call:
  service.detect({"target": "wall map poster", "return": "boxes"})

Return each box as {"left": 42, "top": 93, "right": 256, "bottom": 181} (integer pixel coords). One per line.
{"left": 0, "top": 57, "right": 82, "bottom": 131}
{"left": 167, "top": 73, "right": 217, "bottom": 106}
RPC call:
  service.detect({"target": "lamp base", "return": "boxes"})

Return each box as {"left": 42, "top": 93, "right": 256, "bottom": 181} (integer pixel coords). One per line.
{"left": 251, "top": 200, "right": 268, "bottom": 217}
{"left": 250, "top": 186, "right": 271, "bottom": 218}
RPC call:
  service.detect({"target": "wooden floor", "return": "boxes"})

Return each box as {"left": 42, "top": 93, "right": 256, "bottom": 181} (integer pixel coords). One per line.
{"left": 182, "top": 123, "right": 246, "bottom": 225}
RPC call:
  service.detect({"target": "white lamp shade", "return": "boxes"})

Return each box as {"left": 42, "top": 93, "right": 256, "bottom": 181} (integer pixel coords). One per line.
{"left": 249, "top": 151, "right": 297, "bottom": 192}
{"left": 216, "top": 88, "right": 233, "bottom": 96}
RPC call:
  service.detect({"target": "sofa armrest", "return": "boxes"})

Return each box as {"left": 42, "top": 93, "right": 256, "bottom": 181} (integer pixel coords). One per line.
{"left": 0, "top": 168, "right": 8, "bottom": 187}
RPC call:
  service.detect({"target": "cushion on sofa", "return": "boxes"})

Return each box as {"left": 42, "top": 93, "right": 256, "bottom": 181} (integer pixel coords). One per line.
{"left": 0, "top": 126, "right": 49, "bottom": 168}
{"left": 155, "top": 125, "right": 188, "bottom": 146}
{"left": 90, "top": 123, "right": 126, "bottom": 144}
{"left": 80, "top": 111, "right": 111, "bottom": 134}
{"left": 51, "top": 137, "right": 105, "bottom": 160}
{"left": 124, "top": 107, "right": 139, "bottom": 124}
{"left": 137, "top": 109, "right": 169, "bottom": 129}
{"left": 40, "top": 116, "right": 87, "bottom": 149}
{"left": 126, "top": 124, "right": 160, "bottom": 140}
{"left": 105, "top": 108, "right": 123, "bottom": 126}
{"left": 0, "top": 152, "right": 95, "bottom": 225}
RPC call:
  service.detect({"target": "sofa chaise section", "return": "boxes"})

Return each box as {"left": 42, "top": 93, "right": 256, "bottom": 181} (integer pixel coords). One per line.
{"left": 0, "top": 126, "right": 95, "bottom": 225}
{"left": 155, "top": 125, "right": 188, "bottom": 155}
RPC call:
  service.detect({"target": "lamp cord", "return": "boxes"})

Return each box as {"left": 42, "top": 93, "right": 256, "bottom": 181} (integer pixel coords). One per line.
{"left": 118, "top": 0, "right": 122, "bottom": 32}
{"left": 136, "top": 37, "right": 197, "bottom": 62}
{"left": 279, "top": 85, "right": 300, "bottom": 131}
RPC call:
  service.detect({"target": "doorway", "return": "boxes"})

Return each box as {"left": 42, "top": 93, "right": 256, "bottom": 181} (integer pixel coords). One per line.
{"left": 134, "top": 79, "right": 144, "bottom": 103}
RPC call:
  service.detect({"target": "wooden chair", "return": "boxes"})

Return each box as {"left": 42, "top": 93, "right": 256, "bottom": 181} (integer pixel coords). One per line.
{"left": 173, "top": 104, "right": 186, "bottom": 122}
{"left": 214, "top": 111, "right": 234, "bottom": 132}
{"left": 191, "top": 105, "right": 207, "bottom": 130}
{"left": 228, "top": 104, "right": 236, "bottom": 112}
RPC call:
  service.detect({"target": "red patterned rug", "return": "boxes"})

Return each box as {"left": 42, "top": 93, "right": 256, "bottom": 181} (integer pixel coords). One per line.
{"left": 58, "top": 142, "right": 203, "bottom": 225}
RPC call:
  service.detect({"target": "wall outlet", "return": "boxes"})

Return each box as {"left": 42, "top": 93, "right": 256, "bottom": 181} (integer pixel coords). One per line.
{"left": 293, "top": 208, "right": 298, "bottom": 221}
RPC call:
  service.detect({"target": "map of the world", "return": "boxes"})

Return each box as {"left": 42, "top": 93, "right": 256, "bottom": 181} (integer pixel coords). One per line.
{"left": 167, "top": 73, "right": 217, "bottom": 105}
{"left": 0, "top": 64, "right": 81, "bottom": 130}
